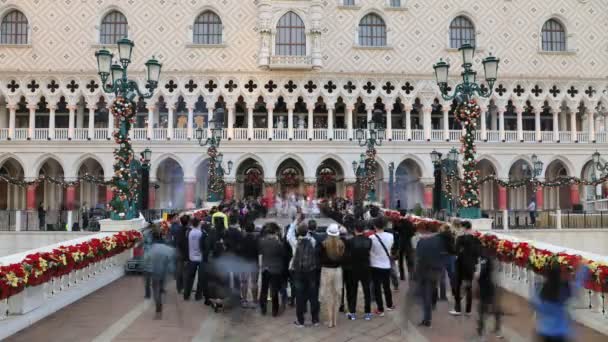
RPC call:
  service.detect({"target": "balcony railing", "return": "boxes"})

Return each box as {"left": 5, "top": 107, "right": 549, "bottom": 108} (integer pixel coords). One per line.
{"left": 597, "top": 132, "right": 607, "bottom": 143}
{"left": 56, "top": 128, "right": 69, "bottom": 140}
{"left": 253, "top": 128, "right": 267, "bottom": 140}
{"left": 0, "top": 128, "right": 7, "bottom": 140}
{"left": 523, "top": 131, "right": 536, "bottom": 142}
{"left": 577, "top": 132, "right": 589, "bottom": 143}
{"left": 411, "top": 129, "right": 424, "bottom": 141}
{"left": 313, "top": 129, "right": 327, "bottom": 141}
{"left": 274, "top": 128, "right": 288, "bottom": 141}
{"left": 14, "top": 128, "right": 27, "bottom": 140}
{"left": 34, "top": 128, "right": 48, "bottom": 140}
{"left": 174, "top": 128, "right": 187, "bottom": 140}
{"left": 293, "top": 129, "right": 307, "bottom": 141}
{"left": 487, "top": 130, "right": 500, "bottom": 142}
{"left": 392, "top": 129, "right": 407, "bottom": 141}
{"left": 233, "top": 128, "right": 248, "bottom": 140}
{"left": 153, "top": 128, "right": 167, "bottom": 140}
{"left": 94, "top": 128, "right": 107, "bottom": 140}
{"left": 73, "top": 128, "right": 88, "bottom": 141}
{"left": 431, "top": 130, "right": 442, "bottom": 141}
{"left": 559, "top": 131, "right": 571, "bottom": 143}
{"left": 541, "top": 131, "right": 553, "bottom": 142}
{"left": 269, "top": 55, "right": 312, "bottom": 69}
{"left": 449, "top": 130, "right": 461, "bottom": 142}
{"left": 334, "top": 129, "right": 348, "bottom": 141}
{"left": 505, "top": 130, "right": 517, "bottom": 142}
{"left": 132, "top": 128, "right": 147, "bottom": 141}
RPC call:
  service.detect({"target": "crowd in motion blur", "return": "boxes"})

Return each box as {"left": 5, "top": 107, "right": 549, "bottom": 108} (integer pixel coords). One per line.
{"left": 142, "top": 197, "right": 588, "bottom": 342}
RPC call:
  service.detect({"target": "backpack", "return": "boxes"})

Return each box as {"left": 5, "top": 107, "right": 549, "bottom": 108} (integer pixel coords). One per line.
{"left": 292, "top": 237, "right": 317, "bottom": 273}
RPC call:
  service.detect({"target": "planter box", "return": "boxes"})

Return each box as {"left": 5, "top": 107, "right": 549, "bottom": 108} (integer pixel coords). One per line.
{"left": 60, "top": 275, "right": 69, "bottom": 290}
{"left": 53, "top": 277, "right": 62, "bottom": 294}
{"left": 8, "top": 284, "right": 46, "bottom": 315}
{"left": 0, "top": 298, "right": 7, "bottom": 321}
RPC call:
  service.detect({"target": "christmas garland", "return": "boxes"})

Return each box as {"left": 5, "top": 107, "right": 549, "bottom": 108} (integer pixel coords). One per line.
{"left": 358, "top": 148, "right": 377, "bottom": 198}
{"left": 456, "top": 100, "right": 481, "bottom": 208}
{"left": 0, "top": 174, "right": 110, "bottom": 188}
{"left": 0, "top": 230, "right": 141, "bottom": 300}
{"left": 207, "top": 146, "right": 224, "bottom": 195}
{"left": 109, "top": 97, "right": 139, "bottom": 219}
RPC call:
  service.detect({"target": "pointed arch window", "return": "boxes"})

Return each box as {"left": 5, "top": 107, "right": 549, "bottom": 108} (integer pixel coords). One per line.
{"left": 100, "top": 11, "right": 128, "bottom": 45}
{"left": 0, "top": 10, "right": 29, "bottom": 45}
{"left": 193, "top": 11, "right": 223, "bottom": 45}
{"left": 449, "top": 16, "right": 475, "bottom": 48}
{"left": 358, "top": 14, "right": 386, "bottom": 47}
{"left": 276, "top": 12, "right": 306, "bottom": 56}
{"left": 541, "top": 19, "right": 566, "bottom": 52}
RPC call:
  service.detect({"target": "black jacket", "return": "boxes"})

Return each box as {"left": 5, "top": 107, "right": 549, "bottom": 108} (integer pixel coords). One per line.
{"left": 455, "top": 234, "right": 481, "bottom": 275}
{"left": 175, "top": 224, "right": 190, "bottom": 260}
{"left": 439, "top": 230, "right": 456, "bottom": 255}
{"left": 347, "top": 235, "right": 372, "bottom": 269}
{"left": 239, "top": 232, "right": 259, "bottom": 262}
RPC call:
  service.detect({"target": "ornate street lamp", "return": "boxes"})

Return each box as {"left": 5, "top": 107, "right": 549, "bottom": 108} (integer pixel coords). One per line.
{"left": 95, "top": 38, "right": 162, "bottom": 220}
{"left": 196, "top": 116, "right": 229, "bottom": 203}
{"left": 592, "top": 151, "right": 608, "bottom": 174}
{"left": 523, "top": 154, "right": 543, "bottom": 179}
{"left": 432, "top": 44, "right": 499, "bottom": 219}
{"left": 433, "top": 44, "right": 499, "bottom": 103}
{"left": 356, "top": 119, "right": 385, "bottom": 149}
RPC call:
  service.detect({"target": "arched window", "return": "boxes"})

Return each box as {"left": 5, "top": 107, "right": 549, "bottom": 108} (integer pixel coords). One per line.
{"left": 193, "top": 11, "right": 222, "bottom": 45}
{"left": 541, "top": 19, "right": 566, "bottom": 52}
{"left": 449, "top": 16, "right": 475, "bottom": 48}
{"left": 100, "top": 11, "right": 128, "bottom": 45}
{"left": 276, "top": 12, "right": 306, "bottom": 56}
{"left": 0, "top": 10, "right": 28, "bottom": 45}
{"left": 359, "top": 14, "right": 386, "bottom": 47}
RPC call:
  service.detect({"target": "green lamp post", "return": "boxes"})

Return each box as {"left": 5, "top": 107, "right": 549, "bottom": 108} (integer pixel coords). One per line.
{"left": 196, "top": 118, "right": 228, "bottom": 202}
{"left": 95, "top": 38, "right": 162, "bottom": 220}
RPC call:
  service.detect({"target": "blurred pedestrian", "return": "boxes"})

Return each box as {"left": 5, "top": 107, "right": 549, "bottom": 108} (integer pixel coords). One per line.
{"left": 415, "top": 223, "right": 444, "bottom": 327}
{"left": 369, "top": 216, "right": 394, "bottom": 316}
{"left": 145, "top": 225, "right": 175, "bottom": 319}
{"left": 258, "top": 222, "right": 285, "bottom": 316}
{"left": 476, "top": 247, "right": 502, "bottom": 340}
{"left": 450, "top": 220, "right": 480, "bottom": 316}
{"left": 345, "top": 222, "right": 373, "bottom": 321}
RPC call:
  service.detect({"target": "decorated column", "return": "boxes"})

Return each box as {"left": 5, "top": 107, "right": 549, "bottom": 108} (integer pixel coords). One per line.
{"left": 148, "top": 185, "right": 156, "bottom": 209}
{"left": 184, "top": 181, "right": 196, "bottom": 209}
{"left": 224, "top": 183, "right": 235, "bottom": 201}
{"left": 65, "top": 185, "right": 76, "bottom": 211}
{"left": 26, "top": 184, "right": 37, "bottom": 210}
{"left": 570, "top": 184, "right": 580, "bottom": 206}
{"left": 498, "top": 185, "right": 507, "bottom": 211}
{"left": 456, "top": 100, "right": 481, "bottom": 218}
{"left": 206, "top": 146, "right": 224, "bottom": 202}
{"left": 264, "top": 182, "right": 275, "bottom": 210}
{"left": 535, "top": 185, "right": 544, "bottom": 211}
{"left": 105, "top": 186, "right": 113, "bottom": 205}
{"left": 423, "top": 184, "right": 434, "bottom": 209}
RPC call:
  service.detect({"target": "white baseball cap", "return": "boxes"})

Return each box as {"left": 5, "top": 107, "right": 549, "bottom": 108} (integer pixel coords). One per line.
{"left": 327, "top": 224, "right": 340, "bottom": 237}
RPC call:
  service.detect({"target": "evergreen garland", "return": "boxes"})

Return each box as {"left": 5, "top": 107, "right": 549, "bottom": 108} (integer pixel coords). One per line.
{"left": 207, "top": 146, "right": 224, "bottom": 197}
{"left": 109, "top": 97, "right": 139, "bottom": 219}
{"left": 456, "top": 100, "right": 481, "bottom": 208}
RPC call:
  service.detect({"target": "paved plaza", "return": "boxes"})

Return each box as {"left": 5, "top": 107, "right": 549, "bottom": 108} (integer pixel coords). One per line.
{"left": 6, "top": 276, "right": 606, "bottom": 342}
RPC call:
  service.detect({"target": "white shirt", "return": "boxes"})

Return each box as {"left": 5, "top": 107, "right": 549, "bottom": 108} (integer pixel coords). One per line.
{"left": 369, "top": 231, "right": 394, "bottom": 269}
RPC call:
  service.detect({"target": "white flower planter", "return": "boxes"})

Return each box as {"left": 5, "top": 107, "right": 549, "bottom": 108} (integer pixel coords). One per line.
{"left": 46, "top": 279, "right": 54, "bottom": 297}
{"left": 8, "top": 284, "right": 46, "bottom": 315}
{"left": 53, "top": 277, "right": 62, "bottom": 294}
{"left": 60, "top": 274, "right": 69, "bottom": 289}
{"left": 0, "top": 299, "right": 8, "bottom": 321}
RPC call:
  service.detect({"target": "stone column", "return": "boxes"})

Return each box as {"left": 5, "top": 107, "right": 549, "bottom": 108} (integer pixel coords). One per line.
{"left": 187, "top": 105, "right": 194, "bottom": 140}
{"left": 68, "top": 105, "right": 76, "bottom": 140}
{"left": 147, "top": 105, "right": 155, "bottom": 140}
{"left": 535, "top": 185, "right": 544, "bottom": 211}
{"left": 346, "top": 105, "right": 354, "bottom": 140}
{"left": 534, "top": 104, "right": 542, "bottom": 142}
{"left": 27, "top": 104, "right": 36, "bottom": 140}
{"left": 207, "top": 107, "right": 214, "bottom": 138}
{"left": 305, "top": 182, "right": 316, "bottom": 201}
{"left": 87, "top": 105, "right": 95, "bottom": 140}
{"left": 386, "top": 107, "right": 392, "bottom": 141}
{"left": 105, "top": 187, "right": 113, "bottom": 204}
{"left": 287, "top": 104, "right": 294, "bottom": 140}
{"left": 247, "top": 105, "right": 254, "bottom": 140}
{"left": 7, "top": 104, "right": 16, "bottom": 140}
{"left": 498, "top": 109, "right": 505, "bottom": 142}
{"left": 569, "top": 105, "right": 578, "bottom": 142}
{"left": 570, "top": 184, "right": 580, "bottom": 206}
{"left": 65, "top": 185, "right": 76, "bottom": 211}
{"left": 227, "top": 105, "right": 235, "bottom": 140}
{"left": 107, "top": 104, "right": 114, "bottom": 140}
{"left": 480, "top": 102, "right": 488, "bottom": 141}
{"left": 515, "top": 104, "right": 524, "bottom": 142}
{"left": 264, "top": 183, "right": 275, "bottom": 209}
{"left": 442, "top": 106, "right": 450, "bottom": 141}
{"left": 167, "top": 105, "right": 175, "bottom": 140}
{"left": 327, "top": 105, "right": 335, "bottom": 140}
{"left": 307, "top": 104, "right": 314, "bottom": 140}
{"left": 587, "top": 104, "right": 596, "bottom": 143}
{"left": 49, "top": 105, "right": 57, "bottom": 140}
{"left": 148, "top": 185, "right": 156, "bottom": 209}
{"left": 551, "top": 104, "right": 559, "bottom": 142}
{"left": 404, "top": 103, "right": 412, "bottom": 141}
{"left": 423, "top": 107, "right": 432, "bottom": 141}
{"left": 498, "top": 185, "right": 507, "bottom": 211}
{"left": 26, "top": 184, "right": 37, "bottom": 210}
{"left": 267, "top": 104, "right": 274, "bottom": 140}
{"left": 184, "top": 181, "right": 196, "bottom": 209}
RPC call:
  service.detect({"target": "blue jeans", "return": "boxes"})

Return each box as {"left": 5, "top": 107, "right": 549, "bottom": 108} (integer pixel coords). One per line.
{"left": 419, "top": 277, "right": 438, "bottom": 322}
{"left": 293, "top": 271, "right": 319, "bottom": 324}
{"left": 439, "top": 255, "right": 456, "bottom": 299}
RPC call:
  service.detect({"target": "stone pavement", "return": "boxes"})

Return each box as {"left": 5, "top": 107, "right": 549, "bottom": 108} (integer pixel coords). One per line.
{"left": 6, "top": 275, "right": 607, "bottom": 342}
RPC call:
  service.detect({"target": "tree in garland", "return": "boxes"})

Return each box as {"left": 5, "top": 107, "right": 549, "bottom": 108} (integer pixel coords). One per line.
{"left": 206, "top": 146, "right": 224, "bottom": 202}
{"left": 109, "top": 97, "right": 139, "bottom": 220}
{"left": 358, "top": 148, "right": 377, "bottom": 202}
{"left": 455, "top": 100, "right": 481, "bottom": 208}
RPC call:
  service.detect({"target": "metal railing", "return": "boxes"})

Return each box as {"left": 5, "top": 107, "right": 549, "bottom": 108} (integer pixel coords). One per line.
{"left": 313, "top": 129, "right": 327, "bottom": 140}
{"left": 561, "top": 210, "right": 608, "bottom": 229}
{"left": 0, "top": 210, "right": 17, "bottom": 231}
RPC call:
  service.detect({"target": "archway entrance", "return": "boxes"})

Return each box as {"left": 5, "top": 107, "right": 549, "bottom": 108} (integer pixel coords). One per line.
{"left": 316, "top": 159, "right": 344, "bottom": 199}
{"left": 477, "top": 159, "right": 498, "bottom": 210}
{"left": 236, "top": 158, "right": 264, "bottom": 200}
{"left": 508, "top": 159, "right": 534, "bottom": 210}
{"left": 276, "top": 158, "right": 305, "bottom": 197}
{"left": 394, "top": 159, "right": 423, "bottom": 210}
{"left": 0, "top": 158, "right": 25, "bottom": 210}
{"left": 156, "top": 158, "right": 184, "bottom": 209}
{"left": 545, "top": 160, "right": 571, "bottom": 209}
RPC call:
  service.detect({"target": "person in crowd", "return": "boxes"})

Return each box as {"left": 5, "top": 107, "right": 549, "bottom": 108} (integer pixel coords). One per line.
{"left": 173, "top": 215, "right": 190, "bottom": 294}
{"left": 308, "top": 219, "right": 324, "bottom": 310}
{"left": 346, "top": 222, "right": 373, "bottom": 321}
{"left": 528, "top": 197, "right": 537, "bottom": 226}
{"left": 287, "top": 222, "right": 320, "bottom": 327}
{"left": 395, "top": 210, "right": 416, "bottom": 281}
{"left": 142, "top": 223, "right": 155, "bottom": 299}
{"left": 415, "top": 222, "right": 444, "bottom": 327}
{"left": 239, "top": 222, "right": 259, "bottom": 309}
{"left": 223, "top": 214, "right": 242, "bottom": 295}
{"left": 258, "top": 222, "right": 287, "bottom": 316}
{"left": 369, "top": 216, "right": 394, "bottom": 316}
{"left": 183, "top": 217, "right": 207, "bottom": 301}
{"left": 438, "top": 223, "right": 456, "bottom": 301}
{"left": 38, "top": 202, "right": 46, "bottom": 230}
{"left": 145, "top": 225, "right": 175, "bottom": 319}
{"left": 450, "top": 220, "right": 481, "bottom": 316}
{"left": 476, "top": 246, "right": 502, "bottom": 340}
{"left": 319, "top": 224, "right": 345, "bottom": 328}
{"left": 212, "top": 206, "right": 228, "bottom": 233}
{"left": 531, "top": 260, "right": 588, "bottom": 342}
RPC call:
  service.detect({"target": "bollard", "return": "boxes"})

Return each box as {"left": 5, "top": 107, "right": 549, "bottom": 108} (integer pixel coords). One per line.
{"left": 555, "top": 209, "right": 562, "bottom": 229}
{"left": 15, "top": 210, "right": 22, "bottom": 232}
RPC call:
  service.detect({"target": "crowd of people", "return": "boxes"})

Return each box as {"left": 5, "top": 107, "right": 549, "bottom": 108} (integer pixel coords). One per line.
{"left": 143, "top": 199, "right": 587, "bottom": 342}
